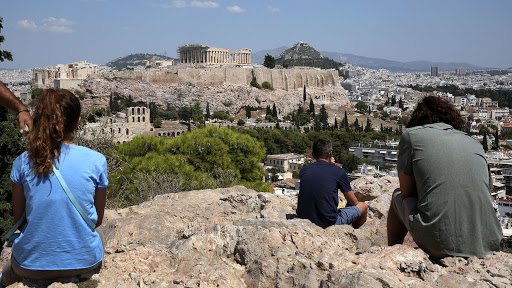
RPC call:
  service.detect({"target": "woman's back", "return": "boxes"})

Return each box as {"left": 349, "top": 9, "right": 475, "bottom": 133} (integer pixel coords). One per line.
{"left": 10, "top": 144, "right": 108, "bottom": 270}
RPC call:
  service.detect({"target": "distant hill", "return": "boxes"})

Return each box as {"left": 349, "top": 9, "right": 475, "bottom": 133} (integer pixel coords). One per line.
{"left": 105, "top": 53, "right": 176, "bottom": 70}
{"left": 272, "top": 41, "right": 343, "bottom": 69}
{"left": 252, "top": 45, "right": 488, "bottom": 72}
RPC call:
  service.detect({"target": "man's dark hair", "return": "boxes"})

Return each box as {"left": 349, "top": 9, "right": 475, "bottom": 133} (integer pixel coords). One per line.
{"left": 312, "top": 137, "right": 332, "bottom": 160}
{"left": 407, "top": 96, "right": 465, "bottom": 130}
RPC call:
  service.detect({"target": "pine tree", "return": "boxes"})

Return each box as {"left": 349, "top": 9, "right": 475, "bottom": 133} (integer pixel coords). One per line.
{"left": 309, "top": 98, "right": 315, "bottom": 117}
{"left": 272, "top": 103, "right": 277, "bottom": 118}
{"left": 245, "top": 106, "right": 251, "bottom": 119}
{"left": 483, "top": 133, "right": 488, "bottom": 152}
{"left": 319, "top": 104, "right": 329, "bottom": 130}
{"left": 354, "top": 118, "right": 360, "bottom": 131}
{"left": 266, "top": 105, "right": 271, "bottom": 116}
{"left": 343, "top": 111, "right": 349, "bottom": 129}
{"left": 364, "top": 118, "right": 372, "bottom": 132}
{"left": 334, "top": 118, "right": 338, "bottom": 130}
{"left": 391, "top": 96, "right": 396, "bottom": 106}
{"left": 380, "top": 123, "right": 384, "bottom": 132}
{"left": 303, "top": 85, "right": 306, "bottom": 102}
{"left": 205, "top": 102, "right": 211, "bottom": 120}
{"left": 493, "top": 130, "right": 499, "bottom": 150}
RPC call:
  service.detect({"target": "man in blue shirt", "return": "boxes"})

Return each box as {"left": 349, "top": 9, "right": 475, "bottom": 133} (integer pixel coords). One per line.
{"left": 297, "top": 138, "right": 367, "bottom": 228}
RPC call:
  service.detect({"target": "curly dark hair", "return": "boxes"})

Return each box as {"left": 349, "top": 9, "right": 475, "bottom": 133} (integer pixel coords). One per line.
{"left": 407, "top": 96, "right": 465, "bottom": 130}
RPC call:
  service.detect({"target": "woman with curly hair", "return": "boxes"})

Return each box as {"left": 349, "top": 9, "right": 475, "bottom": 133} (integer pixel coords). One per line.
{"left": 1, "top": 89, "right": 107, "bottom": 285}
{"left": 387, "top": 96, "right": 502, "bottom": 258}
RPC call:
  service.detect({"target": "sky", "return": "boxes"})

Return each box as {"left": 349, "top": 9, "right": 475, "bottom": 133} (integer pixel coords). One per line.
{"left": 1, "top": 0, "right": 512, "bottom": 69}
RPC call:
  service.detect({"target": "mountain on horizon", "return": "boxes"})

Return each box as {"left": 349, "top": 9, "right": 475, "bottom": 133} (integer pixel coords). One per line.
{"left": 105, "top": 53, "right": 176, "bottom": 70}
{"left": 253, "top": 45, "right": 488, "bottom": 72}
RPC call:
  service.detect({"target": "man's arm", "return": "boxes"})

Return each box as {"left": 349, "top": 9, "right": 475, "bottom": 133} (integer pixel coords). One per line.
{"left": 0, "top": 82, "right": 33, "bottom": 133}
{"left": 343, "top": 190, "right": 360, "bottom": 207}
{"left": 94, "top": 187, "right": 107, "bottom": 228}
{"left": 398, "top": 172, "right": 417, "bottom": 198}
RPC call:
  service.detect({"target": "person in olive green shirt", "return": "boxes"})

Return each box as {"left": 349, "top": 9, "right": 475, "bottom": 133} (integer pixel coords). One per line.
{"left": 387, "top": 96, "right": 503, "bottom": 258}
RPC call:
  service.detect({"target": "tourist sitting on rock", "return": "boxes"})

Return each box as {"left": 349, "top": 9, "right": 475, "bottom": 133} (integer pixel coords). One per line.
{"left": 296, "top": 137, "right": 367, "bottom": 229}
{"left": 1, "top": 89, "right": 108, "bottom": 286}
{"left": 387, "top": 96, "right": 503, "bottom": 258}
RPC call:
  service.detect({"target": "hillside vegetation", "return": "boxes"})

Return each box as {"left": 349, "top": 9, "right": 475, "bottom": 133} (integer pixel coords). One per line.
{"left": 105, "top": 53, "right": 175, "bottom": 70}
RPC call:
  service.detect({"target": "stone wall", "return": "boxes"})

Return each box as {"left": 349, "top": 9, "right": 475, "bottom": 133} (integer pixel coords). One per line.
{"left": 97, "top": 67, "right": 339, "bottom": 91}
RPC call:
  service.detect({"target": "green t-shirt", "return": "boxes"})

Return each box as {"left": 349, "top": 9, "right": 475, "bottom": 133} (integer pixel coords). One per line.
{"left": 398, "top": 123, "right": 503, "bottom": 258}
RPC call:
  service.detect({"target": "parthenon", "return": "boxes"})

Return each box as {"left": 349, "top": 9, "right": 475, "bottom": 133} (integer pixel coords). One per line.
{"left": 178, "top": 44, "right": 251, "bottom": 65}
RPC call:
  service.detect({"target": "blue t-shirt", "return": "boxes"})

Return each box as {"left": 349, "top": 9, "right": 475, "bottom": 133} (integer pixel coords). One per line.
{"left": 296, "top": 160, "right": 352, "bottom": 228}
{"left": 10, "top": 144, "right": 108, "bottom": 270}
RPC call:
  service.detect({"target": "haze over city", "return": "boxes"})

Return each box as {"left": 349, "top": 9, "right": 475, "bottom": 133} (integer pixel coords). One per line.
{"left": 1, "top": 0, "right": 512, "bottom": 70}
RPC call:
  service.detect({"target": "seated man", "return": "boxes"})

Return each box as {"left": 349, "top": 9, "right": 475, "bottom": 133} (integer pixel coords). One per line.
{"left": 297, "top": 137, "right": 367, "bottom": 229}
{"left": 387, "top": 96, "right": 503, "bottom": 258}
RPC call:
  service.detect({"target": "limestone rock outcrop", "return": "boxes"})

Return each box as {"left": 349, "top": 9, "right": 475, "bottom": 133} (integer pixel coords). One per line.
{"left": 78, "top": 79, "right": 349, "bottom": 117}
{"left": 2, "top": 177, "right": 511, "bottom": 287}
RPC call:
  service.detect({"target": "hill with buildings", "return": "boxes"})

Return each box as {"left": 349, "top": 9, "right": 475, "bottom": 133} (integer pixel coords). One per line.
{"left": 105, "top": 53, "right": 175, "bottom": 70}
{"left": 253, "top": 45, "right": 487, "bottom": 72}
{"left": 2, "top": 179, "right": 510, "bottom": 287}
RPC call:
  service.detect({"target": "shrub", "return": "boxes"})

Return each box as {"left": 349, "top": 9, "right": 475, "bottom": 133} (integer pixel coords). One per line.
{"left": 262, "top": 81, "right": 274, "bottom": 90}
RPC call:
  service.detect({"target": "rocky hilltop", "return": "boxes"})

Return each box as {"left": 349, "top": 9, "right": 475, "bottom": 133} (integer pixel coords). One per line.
{"left": 278, "top": 41, "right": 324, "bottom": 60}
{"left": 79, "top": 77, "right": 349, "bottom": 116}
{"left": 2, "top": 176, "right": 511, "bottom": 287}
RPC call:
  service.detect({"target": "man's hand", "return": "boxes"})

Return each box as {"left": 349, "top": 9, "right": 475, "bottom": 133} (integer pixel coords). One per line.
{"left": 18, "top": 110, "right": 32, "bottom": 135}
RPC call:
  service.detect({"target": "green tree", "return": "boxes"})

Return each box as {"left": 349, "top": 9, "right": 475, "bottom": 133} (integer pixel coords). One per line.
{"left": 0, "top": 17, "right": 13, "bottom": 62}
{"left": 237, "top": 119, "right": 245, "bottom": 126}
{"left": 262, "top": 81, "right": 274, "bottom": 90}
{"left": 205, "top": 102, "right": 210, "bottom": 121}
{"left": 212, "top": 111, "right": 229, "bottom": 120}
{"left": 266, "top": 105, "right": 271, "bottom": 117}
{"left": 333, "top": 118, "right": 338, "bottom": 130}
{"left": 391, "top": 96, "right": 396, "bottom": 106}
{"left": 364, "top": 118, "right": 372, "bottom": 132}
{"left": 355, "top": 101, "right": 368, "bottom": 114}
{"left": 272, "top": 103, "right": 277, "bottom": 118}
{"left": 153, "top": 117, "right": 162, "bottom": 128}
{"left": 343, "top": 111, "right": 349, "bottom": 131}
{"left": 0, "top": 108, "right": 25, "bottom": 238}
{"left": 303, "top": 85, "right": 306, "bottom": 102}
{"left": 263, "top": 54, "right": 275, "bottom": 69}
{"left": 319, "top": 104, "right": 329, "bottom": 130}
{"left": 353, "top": 118, "right": 360, "bottom": 132}
{"left": 483, "top": 133, "right": 489, "bottom": 152}
{"left": 309, "top": 98, "right": 315, "bottom": 117}
{"left": 493, "top": 130, "right": 499, "bottom": 150}
{"left": 250, "top": 76, "right": 261, "bottom": 89}
{"left": 245, "top": 106, "right": 251, "bottom": 119}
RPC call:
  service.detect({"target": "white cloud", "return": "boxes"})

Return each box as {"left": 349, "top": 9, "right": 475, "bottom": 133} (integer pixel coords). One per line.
{"left": 16, "top": 20, "right": 38, "bottom": 32}
{"left": 190, "top": 1, "right": 219, "bottom": 8}
{"left": 267, "top": 5, "right": 280, "bottom": 13}
{"left": 17, "top": 17, "right": 76, "bottom": 34}
{"left": 227, "top": 5, "right": 246, "bottom": 13}
{"left": 145, "top": 2, "right": 172, "bottom": 8}
{"left": 173, "top": 0, "right": 187, "bottom": 8}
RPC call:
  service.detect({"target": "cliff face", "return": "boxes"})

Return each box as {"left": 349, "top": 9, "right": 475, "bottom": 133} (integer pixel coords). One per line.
{"left": 95, "top": 67, "right": 339, "bottom": 92}
{"left": 2, "top": 177, "right": 511, "bottom": 287}
{"left": 79, "top": 80, "right": 349, "bottom": 117}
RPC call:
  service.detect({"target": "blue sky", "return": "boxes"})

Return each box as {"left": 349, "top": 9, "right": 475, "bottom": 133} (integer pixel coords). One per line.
{"left": 1, "top": 0, "right": 511, "bottom": 69}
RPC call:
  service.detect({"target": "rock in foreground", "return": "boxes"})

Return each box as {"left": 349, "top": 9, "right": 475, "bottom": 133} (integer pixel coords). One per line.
{"left": 2, "top": 178, "right": 511, "bottom": 287}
